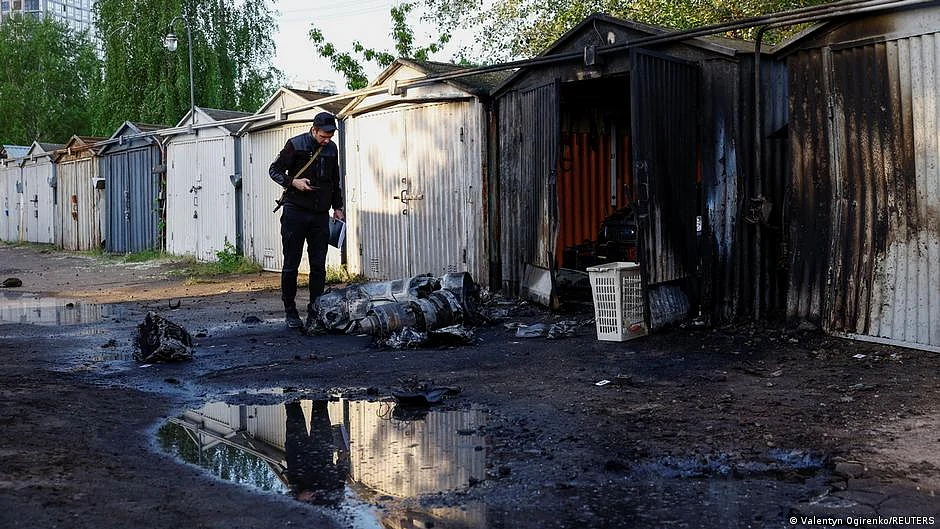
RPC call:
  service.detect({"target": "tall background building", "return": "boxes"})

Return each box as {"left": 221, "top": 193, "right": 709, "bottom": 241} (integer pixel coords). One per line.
{"left": 0, "top": 0, "right": 96, "bottom": 34}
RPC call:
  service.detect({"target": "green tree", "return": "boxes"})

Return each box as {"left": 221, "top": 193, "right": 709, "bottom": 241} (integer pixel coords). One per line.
{"left": 0, "top": 15, "right": 101, "bottom": 145}
{"left": 93, "top": 0, "right": 281, "bottom": 133}
{"left": 421, "top": 0, "right": 834, "bottom": 62}
{"left": 308, "top": 2, "right": 451, "bottom": 91}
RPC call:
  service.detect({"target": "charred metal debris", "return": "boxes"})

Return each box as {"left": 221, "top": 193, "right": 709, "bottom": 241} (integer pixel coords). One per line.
{"left": 134, "top": 311, "right": 194, "bottom": 363}
{"left": 309, "top": 272, "right": 490, "bottom": 348}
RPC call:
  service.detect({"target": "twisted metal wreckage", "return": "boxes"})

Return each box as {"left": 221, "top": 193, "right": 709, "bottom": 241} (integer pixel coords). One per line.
{"left": 134, "top": 273, "right": 487, "bottom": 362}
{"left": 310, "top": 272, "right": 486, "bottom": 347}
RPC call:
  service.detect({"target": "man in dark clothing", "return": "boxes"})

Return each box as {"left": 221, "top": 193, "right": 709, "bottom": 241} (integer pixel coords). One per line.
{"left": 269, "top": 112, "right": 345, "bottom": 329}
{"left": 283, "top": 400, "right": 347, "bottom": 506}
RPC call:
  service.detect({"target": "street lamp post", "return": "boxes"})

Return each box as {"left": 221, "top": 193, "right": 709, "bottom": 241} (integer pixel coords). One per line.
{"left": 163, "top": 15, "right": 195, "bottom": 128}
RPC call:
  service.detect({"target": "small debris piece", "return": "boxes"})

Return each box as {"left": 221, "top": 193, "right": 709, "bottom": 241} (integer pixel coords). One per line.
{"left": 242, "top": 315, "right": 262, "bottom": 324}
{"left": 392, "top": 387, "right": 451, "bottom": 406}
{"left": 547, "top": 321, "right": 578, "bottom": 339}
{"left": 515, "top": 323, "right": 548, "bottom": 338}
{"left": 134, "top": 311, "right": 194, "bottom": 363}
{"left": 392, "top": 380, "right": 460, "bottom": 406}
{"left": 1, "top": 277, "right": 23, "bottom": 288}
{"left": 595, "top": 379, "right": 612, "bottom": 386}
{"left": 378, "top": 327, "right": 428, "bottom": 349}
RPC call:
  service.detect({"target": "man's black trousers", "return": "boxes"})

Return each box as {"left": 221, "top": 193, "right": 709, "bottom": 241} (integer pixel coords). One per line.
{"left": 280, "top": 204, "right": 330, "bottom": 317}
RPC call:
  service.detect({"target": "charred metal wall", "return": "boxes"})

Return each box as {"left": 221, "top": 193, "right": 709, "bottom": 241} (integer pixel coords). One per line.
{"left": 700, "top": 57, "right": 748, "bottom": 323}
{"left": 784, "top": 6, "right": 940, "bottom": 351}
{"left": 759, "top": 59, "right": 793, "bottom": 320}
{"left": 496, "top": 82, "right": 560, "bottom": 295}
{"left": 786, "top": 50, "right": 830, "bottom": 322}
{"left": 493, "top": 14, "right": 757, "bottom": 311}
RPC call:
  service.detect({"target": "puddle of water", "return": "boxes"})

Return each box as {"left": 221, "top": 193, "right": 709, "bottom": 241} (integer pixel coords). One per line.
{"left": 158, "top": 396, "right": 489, "bottom": 529}
{"left": 631, "top": 449, "right": 826, "bottom": 480}
{"left": 0, "top": 291, "right": 124, "bottom": 325}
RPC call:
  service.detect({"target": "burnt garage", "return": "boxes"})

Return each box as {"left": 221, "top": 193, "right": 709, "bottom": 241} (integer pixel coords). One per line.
{"left": 492, "top": 14, "right": 771, "bottom": 330}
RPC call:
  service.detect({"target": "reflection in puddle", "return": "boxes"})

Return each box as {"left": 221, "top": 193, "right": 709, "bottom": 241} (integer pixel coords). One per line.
{"left": 158, "top": 397, "right": 488, "bottom": 528}
{"left": 0, "top": 291, "right": 123, "bottom": 325}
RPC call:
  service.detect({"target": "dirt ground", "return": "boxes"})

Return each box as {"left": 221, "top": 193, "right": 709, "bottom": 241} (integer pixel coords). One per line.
{"left": 1, "top": 242, "right": 938, "bottom": 529}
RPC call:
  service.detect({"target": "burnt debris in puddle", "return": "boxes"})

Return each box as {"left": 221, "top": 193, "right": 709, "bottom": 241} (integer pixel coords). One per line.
{"left": 158, "top": 393, "right": 489, "bottom": 528}
{"left": 134, "top": 311, "right": 194, "bottom": 363}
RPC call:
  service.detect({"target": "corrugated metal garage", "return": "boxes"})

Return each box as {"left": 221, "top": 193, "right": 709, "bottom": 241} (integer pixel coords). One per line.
{"left": 493, "top": 14, "right": 761, "bottom": 328}
{"left": 52, "top": 135, "right": 106, "bottom": 251}
{"left": 165, "top": 107, "right": 250, "bottom": 261}
{"left": 239, "top": 87, "right": 345, "bottom": 273}
{"left": 0, "top": 145, "right": 28, "bottom": 242}
{"left": 340, "top": 59, "right": 505, "bottom": 286}
{"left": 18, "top": 142, "right": 62, "bottom": 244}
{"left": 98, "top": 121, "right": 167, "bottom": 254}
{"left": 779, "top": 4, "right": 940, "bottom": 352}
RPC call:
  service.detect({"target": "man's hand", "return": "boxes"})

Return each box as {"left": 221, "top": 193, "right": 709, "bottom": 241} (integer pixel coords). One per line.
{"left": 291, "top": 178, "right": 316, "bottom": 192}
{"left": 333, "top": 208, "right": 344, "bottom": 221}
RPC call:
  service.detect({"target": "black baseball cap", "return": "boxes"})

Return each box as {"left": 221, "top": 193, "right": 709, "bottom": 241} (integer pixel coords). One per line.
{"left": 312, "top": 112, "right": 337, "bottom": 132}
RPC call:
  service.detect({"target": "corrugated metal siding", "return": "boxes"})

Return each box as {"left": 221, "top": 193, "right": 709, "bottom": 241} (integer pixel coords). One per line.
{"left": 241, "top": 124, "right": 341, "bottom": 273}
{"left": 20, "top": 159, "right": 56, "bottom": 244}
{"left": 760, "top": 59, "right": 793, "bottom": 319}
{"left": 405, "top": 102, "right": 484, "bottom": 278}
{"left": 700, "top": 58, "right": 745, "bottom": 323}
{"left": 102, "top": 145, "right": 161, "bottom": 253}
{"left": 245, "top": 401, "right": 289, "bottom": 451}
{"left": 166, "top": 135, "right": 237, "bottom": 260}
{"left": 523, "top": 83, "right": 561, "bottom": 271}
{"left": 55, "top": 157, "right": 104, "bottom": 251}
{"left": 829, "top": 37, "right": 940, "bottom": 349}
{"left": 166, "top": 140, "right": 198, "bottom": 256}
{"left": 786, "top": 49, "right": 831, "bottom": 322}
{"left": 631, "top": 50, "right": 699, "bottom": 287}
{"left": 345, "top": 101, "right": 486, "bottom": 283}
{"left": 496, "top": 91, "right": 522, "bottom": 293}
{"left": 497, "top": 82, "right": 559, "bottom": 295}
{"left": 346, "top": 108, "right": 409, "bottom": 279}
{"left": 197, "top": 136, "right": 236, "bottom": 259}
{"left": 556, "top": 132, "right": 632, "bottom": 252}
{"left": 788, "top": 32, "right": 940, "bottom": 351}
{"left": 346, "top": 399, "right": 486, "bottom": 498}
{"left": 0, "top": 163, "right": 21, "bottom": 241}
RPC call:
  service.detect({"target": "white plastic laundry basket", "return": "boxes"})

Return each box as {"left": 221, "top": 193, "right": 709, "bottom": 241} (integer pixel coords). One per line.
{"left": 586, "top": 262, "right": 648, "bottom": 342}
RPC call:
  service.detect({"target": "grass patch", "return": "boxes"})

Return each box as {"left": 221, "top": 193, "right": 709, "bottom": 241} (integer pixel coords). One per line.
{"left": 122, "top": 248, "right": 163, "bottom": 263}
{"left": 294, "top": 266, "right": 364, "bottom": 288}
{"left": 326, "top": 265, "right": 364, "bottom": 285}
{"left": 167, "top": 242, "right": 263, "bottom": 283}
{"left": 2, "top": 241, "right": 56, "bottom": 251}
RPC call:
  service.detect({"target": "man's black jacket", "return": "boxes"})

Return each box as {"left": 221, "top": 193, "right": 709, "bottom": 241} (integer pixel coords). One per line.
{"left": 269, "top": 132, "right": 343, "bottom": 213}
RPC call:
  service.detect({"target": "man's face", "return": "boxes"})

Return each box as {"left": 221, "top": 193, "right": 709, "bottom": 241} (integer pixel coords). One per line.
{"left": 312, "top": 127, "right": 334, "bottom": 146}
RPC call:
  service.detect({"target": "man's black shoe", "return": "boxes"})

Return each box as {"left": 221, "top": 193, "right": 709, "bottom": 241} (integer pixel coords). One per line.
{"left": 286, "top": 315, "right": 303, "bottom": 329}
